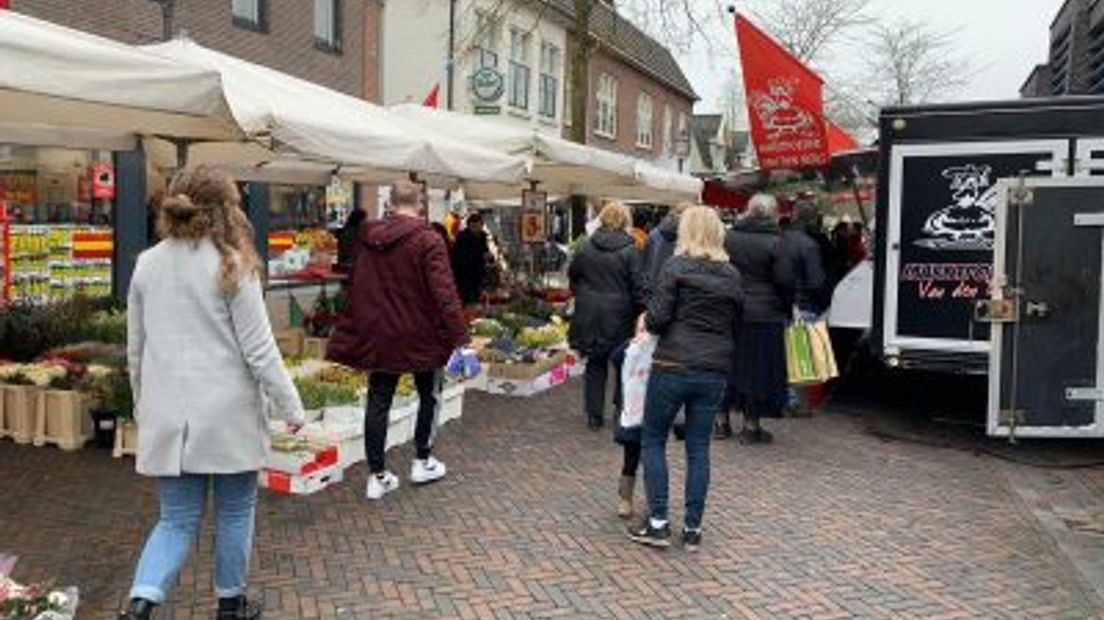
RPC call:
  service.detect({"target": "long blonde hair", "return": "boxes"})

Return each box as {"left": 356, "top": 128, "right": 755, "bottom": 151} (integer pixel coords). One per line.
{"left": 159, "top": 166, "right": 262, "bottom": 294}
{"left": 675, "top": 206, "right": 728, "bottom": 263}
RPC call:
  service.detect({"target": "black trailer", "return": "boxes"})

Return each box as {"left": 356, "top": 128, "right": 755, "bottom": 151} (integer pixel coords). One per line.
{"left": 873, "top": 97, "right": 1104, "bottom": 376}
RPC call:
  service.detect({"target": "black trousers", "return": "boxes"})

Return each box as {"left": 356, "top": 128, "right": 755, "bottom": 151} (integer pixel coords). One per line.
{"left": 584, "top": 348, "right": 625, "bottom": 421}
{"left": 364, "top": 370, "right": 442, "bottom": 473}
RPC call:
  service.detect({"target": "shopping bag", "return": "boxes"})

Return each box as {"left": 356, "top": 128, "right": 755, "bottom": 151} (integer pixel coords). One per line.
{"left": 446, "top": 347, "right": 482, "bottom": 380}
{"left": 619, "top": 336, "right": 658, "bottom": 430}
{"left": 785, "top": 321, "right": 818, "bottom": 385}
{"left": 808, "top": 320, "right": 839, "bottom": 382}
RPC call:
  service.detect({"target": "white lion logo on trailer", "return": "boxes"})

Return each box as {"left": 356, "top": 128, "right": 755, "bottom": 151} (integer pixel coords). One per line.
{"left": 916, "top": 164, "right": 997, "bottom": 251}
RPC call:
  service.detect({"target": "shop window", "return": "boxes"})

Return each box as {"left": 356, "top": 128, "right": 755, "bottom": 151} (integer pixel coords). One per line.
{"left": 509, "top": 28, "right": 532, "bottom": 111}
{"left": 232, "top": 0, "right": 267, "bottom": 32}
{"left": 0, "top": 145, "right": 115, "bottom": 304}
{"left": 266, "top": 182, "right": 349, "bottom": 283}
{"left": 636, "top": 93, "right": 654, "bottom": 149}
{"left": 594, "top": 73, "right": 618, "bottom": 138}
{"left": 538, "top": 42, "right": 560, "bottom": 119}
{"left": 314, "top": 0, "right": 341, "bottom": 54}
{"left": 663, "top": 105, "right": 673, "bottom": 157}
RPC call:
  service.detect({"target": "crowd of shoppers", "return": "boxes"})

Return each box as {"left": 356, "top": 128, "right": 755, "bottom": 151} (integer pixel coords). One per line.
{"left": 121, "top": 164, "right": 837, "bottom": 619}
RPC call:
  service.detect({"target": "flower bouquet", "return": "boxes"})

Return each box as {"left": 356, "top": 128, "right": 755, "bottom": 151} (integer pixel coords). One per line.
{"left": 0, "top": 556, "right": 78, "bottom": 620}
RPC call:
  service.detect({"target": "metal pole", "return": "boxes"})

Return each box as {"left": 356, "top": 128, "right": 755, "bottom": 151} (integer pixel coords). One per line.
{"left": 447, "top": 0, "right": 457, "bottom": 110}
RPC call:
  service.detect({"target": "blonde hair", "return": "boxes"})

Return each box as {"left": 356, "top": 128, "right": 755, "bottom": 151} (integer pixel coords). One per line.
{"left": 598, "top": 201, "right": 632, "bottom": 231}
{"left": 675, "top": 206, "right": 728, "bottom": 262}
{"left": 160, "top": 166, "right": 261, "bottom": 295}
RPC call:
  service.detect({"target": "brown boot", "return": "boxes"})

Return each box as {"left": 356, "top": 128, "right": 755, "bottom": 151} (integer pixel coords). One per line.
{"left": 618, "top": 475, "right": 635, "bottom": 519}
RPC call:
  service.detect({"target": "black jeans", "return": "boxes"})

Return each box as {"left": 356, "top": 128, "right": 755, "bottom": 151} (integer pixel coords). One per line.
{"left": 364, "top": 371, "right": 442, "bottom": 473}
{"left": 584, "top": 348, "right": 625, "bottom": 422}
{"left": 622, "top": 441, "right": 641, "bottom": 477}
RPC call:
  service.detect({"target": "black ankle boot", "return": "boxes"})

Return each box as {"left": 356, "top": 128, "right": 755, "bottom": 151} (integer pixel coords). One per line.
{"left": 217, "top": 595, "right": 263, "bottom": 620}
{"left": 118, "top": 598, "right": 156, "bottom": 620}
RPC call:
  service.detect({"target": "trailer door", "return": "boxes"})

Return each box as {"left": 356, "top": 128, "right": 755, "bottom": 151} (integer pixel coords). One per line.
{"left": 987, "top": 179, "right": 1104, "bottom": 438}
{"left": 1076, "top": 139, "right": 1104, "bottom": 177}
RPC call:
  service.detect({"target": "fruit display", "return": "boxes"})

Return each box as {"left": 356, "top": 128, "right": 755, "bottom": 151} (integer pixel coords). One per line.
{"left": 294, "top": 228, "right": 338, "bottom": 252}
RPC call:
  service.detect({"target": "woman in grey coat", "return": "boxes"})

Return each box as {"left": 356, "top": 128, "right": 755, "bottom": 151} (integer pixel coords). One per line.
{"left": 119, "top": 167, "right": 304, "bottom": 620}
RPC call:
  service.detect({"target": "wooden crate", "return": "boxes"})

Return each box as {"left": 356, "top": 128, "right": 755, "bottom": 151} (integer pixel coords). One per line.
{"left": 113, "top": 419, "right": 139, "bottom": 458}
{"left": 303, "top": 337, "right": 329, "bottom": 359}
{"left": 34, "top": 390, "right": 95, "bottom": 451}
{"left": 275, "top": 328, "right": 306, "bottom": 357}
{"left": 2, "top": 385, "right": 41, "bottom": 445}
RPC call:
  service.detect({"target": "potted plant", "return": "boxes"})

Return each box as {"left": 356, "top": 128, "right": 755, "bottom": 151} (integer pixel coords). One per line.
{"left": 0, "top": 365, "right": 52, "bottom": 445}
{"left": 97, "top": 370, "right": 137, "bottom": 458}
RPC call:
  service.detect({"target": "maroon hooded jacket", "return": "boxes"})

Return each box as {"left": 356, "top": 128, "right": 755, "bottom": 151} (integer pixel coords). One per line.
{"left": 326, "top": 214, "right": 469, "bottom": 373}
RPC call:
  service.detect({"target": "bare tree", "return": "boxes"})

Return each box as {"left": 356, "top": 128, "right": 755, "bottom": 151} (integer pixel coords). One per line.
{"left": 864, "top": 19, "right": 972, "bottom": 106}
{"left": 749, "top": 0, "right": 871, "bottom": 66}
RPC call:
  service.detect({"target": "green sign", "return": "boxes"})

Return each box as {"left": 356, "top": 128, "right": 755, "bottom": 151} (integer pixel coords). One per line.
{"left": 471, "top": 67, "right": 505, "bottom": 103}
{"left": 474, "top": 104, "right": 501, "bottom": 115}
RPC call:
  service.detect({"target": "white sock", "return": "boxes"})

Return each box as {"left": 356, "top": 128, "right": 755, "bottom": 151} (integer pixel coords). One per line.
{"left": 650, "top": 518, "right": 669, "bottom": 529}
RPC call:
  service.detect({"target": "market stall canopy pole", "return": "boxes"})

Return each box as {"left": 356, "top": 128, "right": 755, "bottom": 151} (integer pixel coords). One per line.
{"left": 142, "top": 39, "right": 528, "bottom": 186}
{"left": 0, "top": 11, "right": 239, "bottom": 147}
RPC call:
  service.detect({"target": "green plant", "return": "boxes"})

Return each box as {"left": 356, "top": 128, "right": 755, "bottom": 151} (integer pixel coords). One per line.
{"left": 293, "top": 377, "right": 358, "bottom": 410}
{"left": 90, "top": 370, "right": 134, "bottom": 420}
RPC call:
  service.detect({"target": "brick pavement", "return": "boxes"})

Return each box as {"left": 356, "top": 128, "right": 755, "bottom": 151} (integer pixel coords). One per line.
{"left": 1, "top": 381, "right": 1102, "bottom": 619}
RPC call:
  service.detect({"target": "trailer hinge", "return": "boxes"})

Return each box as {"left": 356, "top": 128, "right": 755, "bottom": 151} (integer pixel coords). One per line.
{"left": 999, "top": 409, "right": 1026, "bottom": 425}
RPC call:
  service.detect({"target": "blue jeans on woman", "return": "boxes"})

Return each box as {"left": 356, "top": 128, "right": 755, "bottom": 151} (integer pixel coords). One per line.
{"left": 641, "top": 367, "right": 727, "bottom": 531}
{"left": 130, "top": 472, "right": 258, "bottom": 603}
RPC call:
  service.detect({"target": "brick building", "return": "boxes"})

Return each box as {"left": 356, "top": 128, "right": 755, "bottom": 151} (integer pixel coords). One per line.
{"left": 559, "top": 1, "right": 697, "bottom": 168}
{"left": 1021, "top": 0, "right": 1103, "bottom": 97}
{"left": 10, "top": 0, "right": 381, "bottom": 101}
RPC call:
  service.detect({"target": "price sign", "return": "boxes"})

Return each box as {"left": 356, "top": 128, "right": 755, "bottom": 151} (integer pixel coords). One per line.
{"left": 520, "top": 190, "right": 547, "bottom": 243}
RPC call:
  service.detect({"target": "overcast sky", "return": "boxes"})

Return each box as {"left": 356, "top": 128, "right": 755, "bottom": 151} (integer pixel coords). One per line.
{"left": 681, "top": 0, "right": 1067, "bottom": 114}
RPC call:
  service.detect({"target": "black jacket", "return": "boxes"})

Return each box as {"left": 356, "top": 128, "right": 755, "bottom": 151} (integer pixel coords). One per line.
{"left": 725, "top": 215, "right": 795, "bottom": 323}
{"left": 568, "top": 228, "right": 647, "bottom": 356}
{"left": 782, "top": 224, "right": 829, "bottom": 314}
{"left": 645, "top": 255, "right": 744, "bottom": 374}
{"left": 641, "top": 215, "right": 678, "bottom": 290}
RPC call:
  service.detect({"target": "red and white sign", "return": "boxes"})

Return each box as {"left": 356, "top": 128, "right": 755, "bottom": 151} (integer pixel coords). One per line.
{"left": 736, "top": 14, "right": 829, "bottom": 170}
{"left": 90, "top": 162, "right": 115, "bottom": 200}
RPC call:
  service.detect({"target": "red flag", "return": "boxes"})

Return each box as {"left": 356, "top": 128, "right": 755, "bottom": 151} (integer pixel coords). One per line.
{"left": 422, "top": 84, "right": 440, "bottom": 108}
{"left": 826, "top": 120, "right": 860, "bottom": 155}
{"left": 735, "top": 14, "right": 829, "bottom": 170}
{"left": 0, "top": 1, "right": 9, "bottom": 9}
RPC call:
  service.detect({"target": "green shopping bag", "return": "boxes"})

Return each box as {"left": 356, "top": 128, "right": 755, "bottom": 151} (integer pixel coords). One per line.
{"left": 785, "top": 321, "right": 818, "bottom": 385}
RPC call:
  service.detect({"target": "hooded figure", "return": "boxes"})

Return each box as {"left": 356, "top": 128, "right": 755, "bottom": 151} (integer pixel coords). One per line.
{"left": 641, "top": 203, "right": 692, "bottom": 289}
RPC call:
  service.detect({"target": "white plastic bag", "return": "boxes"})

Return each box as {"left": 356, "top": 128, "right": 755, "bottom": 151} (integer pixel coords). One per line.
{"left": 619, "top": 336, "right": 658, "bottom": 430}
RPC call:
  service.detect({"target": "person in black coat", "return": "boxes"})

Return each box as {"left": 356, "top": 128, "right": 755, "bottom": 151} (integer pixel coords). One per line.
{"left": 641, "top": 203, "right": 691, "bottom": 288}
{"left": 720, "top": 194, "right": 794, "bottom": 444}
{"left": 451, "top": 213, "right": 490, "bottom": 306}
{"left": 782, "top": 201, "right": 830, "bottom": 317}
{"left": 568, "top": 201, "right": 648, "bottom": 430}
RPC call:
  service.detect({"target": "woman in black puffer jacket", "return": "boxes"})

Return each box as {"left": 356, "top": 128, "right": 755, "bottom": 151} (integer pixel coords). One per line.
{"left": 568, "top": 201, "right": 648, "bottom": 430}
{"left": 721, "top": 193, "right": 795, "bottom": 444}
{"left": 627, "top": 206, "right": 744, "bottom": 550}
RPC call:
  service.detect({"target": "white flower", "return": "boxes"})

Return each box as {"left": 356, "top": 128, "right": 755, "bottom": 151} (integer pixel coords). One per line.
{"left": 48, "top": 590, "right": 69, "bottom": 607}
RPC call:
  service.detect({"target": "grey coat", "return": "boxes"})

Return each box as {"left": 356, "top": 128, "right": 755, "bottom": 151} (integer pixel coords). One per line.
{"left": 127, "top": 239, "right": 304, "bottom": 477}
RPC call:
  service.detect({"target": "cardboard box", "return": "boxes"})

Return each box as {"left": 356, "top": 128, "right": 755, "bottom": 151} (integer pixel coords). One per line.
{"left": 260, "top": 463, "right": 344, "bottom": 495}
{"left": 486, "top": 350, "right": 569, "bottom": 381}
{"left": 265, "top": 445, "right": 339, "bottom": 476}
{"left": 485, "top": 360, "right": 572, "bottom": 397}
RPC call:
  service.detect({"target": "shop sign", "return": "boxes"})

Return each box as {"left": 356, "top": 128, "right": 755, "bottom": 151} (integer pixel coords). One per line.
{"left": 325, "top": 176, "right": 353, "bottom": 230}
{"left": 91, "top": 162, "right": 115, "bottom": 200}
{"left": 471, "top": 67, "right": 505, "bottom": 103}
{"left": 475, "top": 104, "right": 502, "bottom": 116}
{"left": 520, "top": 189, "right": 548, "bottom": 243}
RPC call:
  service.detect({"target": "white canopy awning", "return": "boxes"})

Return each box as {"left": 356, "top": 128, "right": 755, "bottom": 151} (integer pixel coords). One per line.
{"left": 0, "top": 11, "right": 239, "bottom": 148}
{"left": 389, "top": 104, "right": 702, "bottom": 203}
{"left": 142, "top": 39, "right": 528, "bottom": 186}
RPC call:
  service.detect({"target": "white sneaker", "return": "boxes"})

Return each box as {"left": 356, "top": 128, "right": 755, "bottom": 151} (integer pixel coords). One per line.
{"left": 366, "top": 471, "right": 400, "bottom": 501}
{"left": 410, "top": 456, "right": 447, "bottom": 485}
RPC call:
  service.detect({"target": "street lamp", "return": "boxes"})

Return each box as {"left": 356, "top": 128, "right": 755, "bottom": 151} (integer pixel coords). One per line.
{"left": 147, "top": 0, "right": 175, "bottom": 42}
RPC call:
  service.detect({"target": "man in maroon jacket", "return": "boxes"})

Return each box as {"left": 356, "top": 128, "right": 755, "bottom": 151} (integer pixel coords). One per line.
{"left": 327, "top": 181, "right": 470, "bottom": 501}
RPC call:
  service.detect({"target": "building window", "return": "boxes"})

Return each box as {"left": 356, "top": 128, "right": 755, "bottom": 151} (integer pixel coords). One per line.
{"left": 594, "top": 73, "right": 618, "bottom": 138}
{"left": 636, "top": 93, "right": 654, "bottom": 149}
{"left": 678, "top": 111, "right": 688, "bottom": 145}
{"left": 663, "top": 105, "right": 673, "bottom": 157}
{"left": 564, "top": 77, "right": 574, "bottom": 126}
{"left": 314, "top": 0, "right": 341, "bottom": 53}
{"left": 473, "top": 11, "right": 499, "bottom": 68}
{"left": 538, "top": 42, "right": 560, "bottom": 119}
{"left": 232, "top": 0, "right": 266, "bottom": 32}
{"left": 508, "top": 29, "right": 532, "bottom": 110}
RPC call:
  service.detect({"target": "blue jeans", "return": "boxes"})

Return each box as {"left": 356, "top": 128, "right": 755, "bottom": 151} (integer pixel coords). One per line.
{"left": 641, "top": 368, "right": 727, "bottom": 531}
{"left": 130, "top": 472, "right": 258, "bottom": 603}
